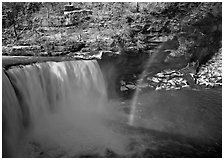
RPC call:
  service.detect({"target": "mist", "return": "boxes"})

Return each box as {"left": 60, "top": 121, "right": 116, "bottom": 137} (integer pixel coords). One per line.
{"left": 3, "top": 60, "right": 221, "bottom": 157}
{"left": 3, "top": 60, "right": 130, "bottom": 157}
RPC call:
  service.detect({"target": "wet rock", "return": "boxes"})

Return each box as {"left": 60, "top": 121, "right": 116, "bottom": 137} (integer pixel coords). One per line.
{"left": 197, "top": 48, "right": 222, "bottom": 87}
{"left": 105, "top": 149, "right": 119, "bottom": 158}
{"left": 126, "top": 84, "right": 136, "bottom": 90}
{"left": 80, "top": 47, "right": 91, "bottom": 52}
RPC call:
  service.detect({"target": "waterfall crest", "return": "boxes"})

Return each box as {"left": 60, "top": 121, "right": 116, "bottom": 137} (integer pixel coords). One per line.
{"left": 3, "top": 60, "right": 126, "bottom": 157}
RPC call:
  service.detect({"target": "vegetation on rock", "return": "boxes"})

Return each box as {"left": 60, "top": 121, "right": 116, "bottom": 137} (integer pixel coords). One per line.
{"left": 2, "top": 2, "right": 222, "bottom": 94}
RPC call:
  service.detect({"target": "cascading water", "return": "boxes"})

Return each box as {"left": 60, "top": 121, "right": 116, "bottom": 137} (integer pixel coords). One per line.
{"left": 2, "top": 60, "right": 128, "bottom": 157}
{"left": 2, "top": 58, "right": 222, "bottom": 158}
{"left": 2, "top": 72, "right": 24, "bottom": 157}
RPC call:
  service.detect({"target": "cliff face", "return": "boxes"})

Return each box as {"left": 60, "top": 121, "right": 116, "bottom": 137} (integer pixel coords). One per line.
{"left": 2, "top": 2, "right": 222, "bottom": 96}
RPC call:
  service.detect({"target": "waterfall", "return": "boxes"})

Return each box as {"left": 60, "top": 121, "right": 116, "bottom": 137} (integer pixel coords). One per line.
{"left": 3, "top": 59, "right": 221, "bottom": 158}
{"left": 2, "top": 60, "right": 127, "bottom": 157}
{"left": 2, "top": 71, "right": 24, "bottom": 157}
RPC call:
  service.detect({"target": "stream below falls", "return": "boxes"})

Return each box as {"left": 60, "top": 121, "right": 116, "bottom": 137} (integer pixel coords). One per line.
{"left": 2, "top": 59, "right": 222, "bottom": 158}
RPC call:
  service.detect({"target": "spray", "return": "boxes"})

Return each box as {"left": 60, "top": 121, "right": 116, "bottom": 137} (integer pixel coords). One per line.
{"left": 3, "top": 60, "right": 129, "bottom": 157}
{"left": 128, "top": 36, "right": 179, "bottom": 125}
{"left": 128, "top": 54, "right": 157, "bottom": 125}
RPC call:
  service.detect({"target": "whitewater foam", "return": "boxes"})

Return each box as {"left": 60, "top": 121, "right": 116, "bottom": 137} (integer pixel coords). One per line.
{"left": 3, "top": 60, "right": 128, "bottom": 157}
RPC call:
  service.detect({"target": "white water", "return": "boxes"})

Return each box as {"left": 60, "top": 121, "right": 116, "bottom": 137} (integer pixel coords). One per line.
{"left": 2, "top": 59, "right": 222, "bottom": 158}
{"left": 3, "top": 60, "right": 128, "bottom": 157}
